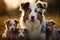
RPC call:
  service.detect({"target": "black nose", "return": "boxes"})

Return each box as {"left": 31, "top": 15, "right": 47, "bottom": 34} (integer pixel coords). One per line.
{"left": 20, "top": 35, "right": 23, "bottom": 38}
{"left": 31, "top": 16, "right": 35, "bottom": 19}
{"left": 11, "top": 28, "right": 13, "bottom": 31}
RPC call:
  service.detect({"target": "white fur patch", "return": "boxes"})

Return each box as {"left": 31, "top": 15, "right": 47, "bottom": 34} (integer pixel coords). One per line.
{"left": 9, "top": 20, "right": 16, "bottom": 31}
{"left": 29, "top": 3, "right": 42, "bottom": 21}
{"left": 18, "top": 29, "right": 25, "bottom": 37}
{"left": 29, "top": 3, "right": 37, "bottom": 9}
{"left": 29, "top": 3, "right": 37, "bottom": 21}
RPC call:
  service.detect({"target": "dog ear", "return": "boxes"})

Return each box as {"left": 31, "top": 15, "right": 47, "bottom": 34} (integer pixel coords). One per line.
{"left": 4, "top": 19, "right": 10, "bottom": 24}
{"left": 50, "top": 20, "right": 56, "bottom": 25}
{"left": 42, "top": 2, "right": 47, "bottom": 9}
{"left": 37, "top": 1, "right": 47, "bottom": 9}
{"left": 14, "top": 19, "right": 19, "bottom": 24}
{"left": 14, "top": 28, "right": 19, "bottom": 33}
{"left": 37, "top": 3, "right": 43, "bottom": 8}
{"left": 21, "top": 2, "right": 30, "bottom": 11}
{"left": 24, "top": 29, "right": 28, "bottom": 33}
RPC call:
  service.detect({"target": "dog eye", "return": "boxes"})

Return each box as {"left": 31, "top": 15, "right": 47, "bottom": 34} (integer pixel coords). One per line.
{"left": 9, "top": 24, "right": 12, "bottom": 26}
{"left": 22, "top": 32, "right": 25, "bottom": 34}
{"left": 38, "top": 11, "right": 42, "bottom": 15}
{"left": 27, "top": 9, "right": 31, "bottom": 13}
{"left": 14, "top": 24, "right": 16, "bottom": 26}
{"left": 18, "top": 32, "right": 20, "bottom": 33}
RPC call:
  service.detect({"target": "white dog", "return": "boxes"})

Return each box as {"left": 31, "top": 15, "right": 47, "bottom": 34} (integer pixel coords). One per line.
{"left": 19, "top": 1, "right": 47, "bottom": 40}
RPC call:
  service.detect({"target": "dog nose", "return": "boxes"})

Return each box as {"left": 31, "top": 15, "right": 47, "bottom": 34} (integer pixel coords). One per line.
{"left": 20, "top": 35, "right": 23, "bottom": 38}
{"left": 31, "top": 16, "right": 35, "bottom": 19}
{"left": 11, "top": 28, "right": 13, "bottom": 31}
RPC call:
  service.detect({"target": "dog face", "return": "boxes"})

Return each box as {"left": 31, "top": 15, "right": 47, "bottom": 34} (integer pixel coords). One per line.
{"left": 18, "top": 28, "right": 28, "bottom": 38}
{"left": 46, "top": 20, "right": 56, "bottom": 31}
{"left": 21, "top": 1, "right": 47, "bottom": 22}
{"left": 4, "top": 19, "right": 19, "bottom": 31}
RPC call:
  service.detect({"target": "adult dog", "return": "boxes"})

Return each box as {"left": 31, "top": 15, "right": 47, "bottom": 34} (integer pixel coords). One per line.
{"left": 19, "top": 1, "right": 47, "bottom": 40}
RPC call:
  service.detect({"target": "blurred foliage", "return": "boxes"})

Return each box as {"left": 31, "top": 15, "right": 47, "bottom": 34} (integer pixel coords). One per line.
{"left": 47, "top": 0, "right": 60, "bottom": 12}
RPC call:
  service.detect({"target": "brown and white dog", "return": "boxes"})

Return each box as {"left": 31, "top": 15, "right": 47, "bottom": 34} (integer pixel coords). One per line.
{"left": 19, "top": 1, "right": 47, "bottom": 40}
{"left": 2, "top": 19, "right": 19, "bottom": 40}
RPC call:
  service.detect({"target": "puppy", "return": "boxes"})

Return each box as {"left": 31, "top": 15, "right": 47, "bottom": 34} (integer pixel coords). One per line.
{"left": 46, "top": 20, "right": 56, "bottom": 31}
{"left": 17, "top": 28, "right": 29, "bottom": 40}
{"left": 19, "top": 1, "right": 47, "bottom": 40}
{"left": 2, "top": 19, "right": 19, "bottom": 40}
{"left": 46, "top": 20, "right": 56, "bottom": 40}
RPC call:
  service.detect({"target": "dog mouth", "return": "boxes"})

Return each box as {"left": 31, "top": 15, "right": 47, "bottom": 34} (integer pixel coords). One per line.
{"left": 31, "top": 19, "right": 35, "bottom": 22}
{"left": 31, "top": 16, "right": 35, "bottom": 22}
{"left": 10, "top": 28, "right": 16, "bottom": 32}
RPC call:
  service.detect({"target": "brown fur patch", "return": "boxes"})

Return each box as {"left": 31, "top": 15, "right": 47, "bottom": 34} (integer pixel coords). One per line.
{"left": 21, "top": 2, "right": 30, "bottom": 11}
{"left": 37, "top": 3, "right": 43, "bottom": 9}
{"left": 23, "top": 12, "right": 29, "bottom": 22}
{"left": 37, "top": 13, "right": 42, "bottom": 21}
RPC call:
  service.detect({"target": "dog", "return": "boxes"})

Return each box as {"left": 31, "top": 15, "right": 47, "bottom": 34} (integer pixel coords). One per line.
{"left": 17, "top": 28, "right": 29, "bottom": 40}
{"left": 2, "top": 19, "right": 19, "bottom": 40}
{"left": 46, "top": 20, "right": 56, "bottom": 32}
{"left": 46, "top": 20, "right": 56, "bottom": 40}
{"left": 19, "top": 1, "right": 47, "bottom": 40}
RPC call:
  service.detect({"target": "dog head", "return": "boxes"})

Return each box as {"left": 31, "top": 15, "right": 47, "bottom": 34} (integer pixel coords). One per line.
{"left": 4, "top": 19, "right": 19, "bottom": 31}
{"left": 46, "top": 20, "right": 56, "bottom": 31}
{"left": 21, "top": 1, "right": 47, "bottom": 22}
{"left": 18, "top": 28, "right": 28, "bottom": 38}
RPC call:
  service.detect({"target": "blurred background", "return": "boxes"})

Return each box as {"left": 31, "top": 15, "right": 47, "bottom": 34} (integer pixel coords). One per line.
{"left": 0, "top": 0, "right": 60, "bottom": 36}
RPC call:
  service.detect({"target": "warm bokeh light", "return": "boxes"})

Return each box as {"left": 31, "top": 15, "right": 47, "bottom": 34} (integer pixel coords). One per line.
{"left": 22, "top": 0, "right": 35, "bottom": 3}
{"left": 4, "top": 0, "right": 20, "bottom": 10}
{"left": 4, "top": 0, "right": 35, "bottom": 10}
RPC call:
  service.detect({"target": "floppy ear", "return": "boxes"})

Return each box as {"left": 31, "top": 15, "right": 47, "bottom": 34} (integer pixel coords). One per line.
{"left": 42, "top": 2, "right": 47, "bottom": 9}
{"left": 37, "top": 3, "right": 43, "bottom": 8}
{"left": 4, "top": 19, "right": 10, "bottom": 24}
{"left": 37, "top": 1, "right": 47, "bottom": 9}
{"left": 14, "top": 19, "right": 19, "bottom": 24}
{"left": 21, "top": 2, "right": 30, "bottom": 11}
{"left": 50, "top": 20, "right": 56, "bottom": 25}
{"left": 24, "top": 29, "right": 28, "bottom": 33}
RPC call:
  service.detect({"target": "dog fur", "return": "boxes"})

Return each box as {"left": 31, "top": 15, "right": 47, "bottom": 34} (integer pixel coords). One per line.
{"left": 46, "top": 20, "right": 56, "bottom": 40}
{"left": 19, "top": 1, "right": 47, "bottom": 40}
{"left": 17, "top": 28, "right": 29, "bottom": 40}
{"left": 2, "top": 19, "right": 19, "bottom": 40}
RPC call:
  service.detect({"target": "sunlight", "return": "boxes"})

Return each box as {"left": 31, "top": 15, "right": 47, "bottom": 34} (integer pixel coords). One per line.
{"left": 4, "top": 0, "right": 35, "bottom": 10}
{"left": 4, "top": 0, "right": 20, "bottom": 10}
{"left": 21, "top": 0, "right": 35, "bottom": 3}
